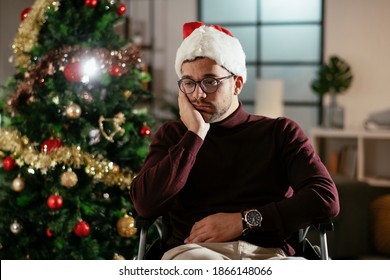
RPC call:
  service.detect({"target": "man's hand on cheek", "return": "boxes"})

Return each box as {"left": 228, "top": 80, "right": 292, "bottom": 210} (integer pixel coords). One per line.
{"left": 178, "top": 92, "right": 210, "bottom": 139}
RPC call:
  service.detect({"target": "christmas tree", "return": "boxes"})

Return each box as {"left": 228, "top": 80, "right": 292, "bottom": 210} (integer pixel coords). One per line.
{"left": 0, "top": 0, "right": 154, "bottom": 259}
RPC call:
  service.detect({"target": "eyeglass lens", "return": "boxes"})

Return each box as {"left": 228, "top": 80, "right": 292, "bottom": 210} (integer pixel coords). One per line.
{"left": 178, "top": 75, "right": 233, "bottom": 94}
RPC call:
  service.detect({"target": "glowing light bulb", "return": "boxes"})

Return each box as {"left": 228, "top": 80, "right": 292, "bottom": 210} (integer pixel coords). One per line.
{"left": 82, "top": 58, "right": 99, "bottom": 83}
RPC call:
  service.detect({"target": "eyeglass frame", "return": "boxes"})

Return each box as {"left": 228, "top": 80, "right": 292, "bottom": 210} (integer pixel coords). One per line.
{"left": 177, "top": 74, "right": 235, "bottom": 94}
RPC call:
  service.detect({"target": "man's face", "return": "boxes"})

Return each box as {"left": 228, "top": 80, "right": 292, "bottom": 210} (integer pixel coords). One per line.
{"left": 180, "top": 57, "right": 242, "bottom": 123}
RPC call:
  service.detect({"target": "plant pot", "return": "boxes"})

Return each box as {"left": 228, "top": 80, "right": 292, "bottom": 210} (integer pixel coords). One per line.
{"left": 322, "top": 94, "right": 344, "bottom": 129}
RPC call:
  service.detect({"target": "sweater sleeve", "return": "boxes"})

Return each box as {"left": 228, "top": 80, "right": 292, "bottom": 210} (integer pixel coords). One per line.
{"left": 258, "top": 118, "right": 340, "bottom": 238}
{"left": 130, "top": 122, "right": 204, "bottom": 218}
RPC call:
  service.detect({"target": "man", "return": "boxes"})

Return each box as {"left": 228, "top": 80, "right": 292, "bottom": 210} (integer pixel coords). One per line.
{"left": 130, "top": 21, "right": 339, "bottom": 260}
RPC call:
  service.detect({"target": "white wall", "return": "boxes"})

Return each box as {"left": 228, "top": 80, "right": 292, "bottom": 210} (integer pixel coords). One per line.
{"left": 324, "top": 0, "right": 390, "bottom": 129}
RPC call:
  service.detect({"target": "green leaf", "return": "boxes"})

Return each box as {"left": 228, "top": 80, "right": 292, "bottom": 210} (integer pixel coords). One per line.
{"left": 311, "top": 55, "right": 353, "bottom": 95}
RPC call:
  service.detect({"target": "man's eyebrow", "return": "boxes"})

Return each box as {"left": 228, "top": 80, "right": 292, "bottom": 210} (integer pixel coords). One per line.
{"left": 181, "top": 73, "right": 218, "bottom": 79}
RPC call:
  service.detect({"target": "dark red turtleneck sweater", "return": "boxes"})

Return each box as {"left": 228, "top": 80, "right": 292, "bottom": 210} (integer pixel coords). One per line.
{"left": 130, "top": 104, "right": 339, "bottom": 255}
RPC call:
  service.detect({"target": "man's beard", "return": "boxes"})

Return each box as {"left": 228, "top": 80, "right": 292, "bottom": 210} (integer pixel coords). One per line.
{"left": 193, "top": 100, "right": 230, "bottom": 123}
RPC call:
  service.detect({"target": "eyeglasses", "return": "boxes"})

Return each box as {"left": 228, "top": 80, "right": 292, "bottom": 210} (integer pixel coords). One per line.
{"left": 178, "top": 74, "right": 234, "bottom": 94}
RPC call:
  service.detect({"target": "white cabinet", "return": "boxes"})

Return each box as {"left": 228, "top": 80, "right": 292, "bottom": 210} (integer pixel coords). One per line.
{"left": 310, "top": 128, "right": 390, "bottom": 187}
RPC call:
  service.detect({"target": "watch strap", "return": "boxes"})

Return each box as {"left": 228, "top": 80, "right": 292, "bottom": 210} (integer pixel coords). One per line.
{"left": 241, "top": 210, "right": 249, "bottom": 236}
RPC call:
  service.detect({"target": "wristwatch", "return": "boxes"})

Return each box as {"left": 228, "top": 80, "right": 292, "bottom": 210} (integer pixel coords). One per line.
{"left": 241, "top": 209, "right": 263, "bottom": 236}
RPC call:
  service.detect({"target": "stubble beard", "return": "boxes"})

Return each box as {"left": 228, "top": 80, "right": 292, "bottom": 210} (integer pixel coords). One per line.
{"left": 196, "top": 100, "right": 231, "bottom": 123}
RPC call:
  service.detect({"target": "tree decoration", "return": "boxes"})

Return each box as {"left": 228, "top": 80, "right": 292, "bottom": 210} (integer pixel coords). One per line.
{"left": 41, "top": 137, "right": 62, "bottom": 153}
{"left": 109, "top": 65, "right": 122, "bottom": 76}
{"left": 60, "top": 169, "right": 78, "bottom": 188}
{"left": 7, "top": 45, "right": 142, "bottom": 115}
{"left": 65, "top": 103, "right": 82, "bottom": 119}
{"left": 63, "top": 62, "right": 83, "bottom": 82}
{"left": 99, "top": 113, "right": 126, "bottom": 143}
{"left": 10, "top": 220, "right": 23, "bottom": 235}
{"left": 74, "top": 220, "right": 90, "bottom": 238}
{"left": 139, "top": 123, "right": 151, "bottom": 137}
{"left": 113, "top": 253, "right": 125, "bottom": 260}
{"left": 0, "top": 128, "right": 134, "bottom": 189}
{"left": 0, "top": 0, "right": 154, "bottom": 260}
{"left": 46, "top": 228, "right": 53, "bottom": 237}
{"left": 47, "top": 194, "right": 63, "bottom": 210}
{"left": 117, "top": 2, "right": 126, "bottom": 16}
{"left": 81, "top": 91, "right": 94, "bottom": 103}
{"left": 88, "top": 129, "right": 100, "bottom": 145}
{"left": 85, "top": 0, "right": 98, "bottom": 8}
{"left": 116, "top": 214, "right": 137, "bottom": 238}
{"left": 123, "top": 90, "right": 132, "bottom": 99}
{"left": 12, "top": 175, "right": 26, "bottom": 192}
{"left": 20, "top": 7, "right": 31, "bottom": 22}
{"left": 12, "top": 0, "right": 60, "bottom": 67}
{"left": 3, "top": 156, "right": 16, "bottom": 171}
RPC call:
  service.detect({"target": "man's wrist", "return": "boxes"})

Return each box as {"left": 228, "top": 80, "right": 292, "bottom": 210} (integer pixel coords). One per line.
{"left": 241, "top": 211, "right": 249, "bottom": 236}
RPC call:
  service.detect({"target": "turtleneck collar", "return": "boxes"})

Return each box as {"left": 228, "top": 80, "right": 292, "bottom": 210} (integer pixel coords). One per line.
{"left": 210, "top": 101, "right": 250, "bottom": 129}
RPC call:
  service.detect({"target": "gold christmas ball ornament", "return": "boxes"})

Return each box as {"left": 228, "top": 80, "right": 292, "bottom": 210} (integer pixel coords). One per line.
{"left": 112, "top": 163, "right": 120, "bottom": 173}
{"left": 116, "top": 214, "right": 137, "bottom": 238}
{"left": 113, "top": 253, "right": 126, "bottom": 260}
{"left": 12, "top": 176, "right": 25, "bottom": 192}
{"left": 60, "top": 170, "right": 78, "bottom": 188}
{"left": 65, "top": 103, "right": 82, "bottom": 119}
{"left": 123, "top": 90, "right": 132, "bottom": 99}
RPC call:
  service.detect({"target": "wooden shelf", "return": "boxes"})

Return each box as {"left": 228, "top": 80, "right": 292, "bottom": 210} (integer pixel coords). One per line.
{"left": 310, "top": 128, "right": 390, "bottom": 187}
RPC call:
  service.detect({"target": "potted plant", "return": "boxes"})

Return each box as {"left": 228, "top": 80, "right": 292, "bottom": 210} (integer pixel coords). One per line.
{"left": 311, "top": 55, "right": 353, "bottom": 128}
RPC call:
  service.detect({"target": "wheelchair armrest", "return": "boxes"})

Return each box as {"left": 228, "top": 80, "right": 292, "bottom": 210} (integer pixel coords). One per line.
{"left": 312, "top": 218, "right": 334, "bottom": 233}
{"left": 298, "top": 218, "right": 334, "bottom": 260}
{"left": 135, "top": 216, "right": 165, "bottom": 260}
{"left": 311, "top": 218, "right": 334, "bottom": 260}
{"left": 135, "top": 216, "right": 156, "bottom": 230}
{"left": 135, "top": 216, "right": 157, "bottom": 260}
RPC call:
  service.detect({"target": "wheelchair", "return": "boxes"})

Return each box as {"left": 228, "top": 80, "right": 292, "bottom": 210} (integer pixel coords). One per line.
{"left": 134, "top": 216, "right": 334, "bottom": 260}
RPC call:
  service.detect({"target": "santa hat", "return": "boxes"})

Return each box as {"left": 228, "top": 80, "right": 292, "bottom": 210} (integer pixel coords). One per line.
{"left": 175, "top": 21, "right": 247, "bottom": 83}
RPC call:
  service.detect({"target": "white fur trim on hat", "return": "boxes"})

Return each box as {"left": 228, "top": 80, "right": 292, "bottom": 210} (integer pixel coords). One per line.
{"left": 175, "top": 25, "right": 247, "bottom": 83}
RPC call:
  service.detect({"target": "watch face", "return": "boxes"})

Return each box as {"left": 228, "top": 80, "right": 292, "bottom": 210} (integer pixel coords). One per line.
{"left": 246, "top": 210, "right": 262, "bottom": 227}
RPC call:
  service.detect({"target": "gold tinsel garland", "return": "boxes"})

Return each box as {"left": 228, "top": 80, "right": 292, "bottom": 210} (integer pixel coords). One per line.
{"left": 0, "top": 128, "right": 133, "bottom": 189}
{"left": 12, "top": 0, "right": 60, "bottom": 68}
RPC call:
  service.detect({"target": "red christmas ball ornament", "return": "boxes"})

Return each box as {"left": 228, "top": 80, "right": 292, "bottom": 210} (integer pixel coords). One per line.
{"left": 3, "top": 156, "right": 16, "bottom": 171}
{"left": 74, "top": 220, "right": 90, "bottom": 238}
{"left": 109, "top": 65, "right": 121, "bottom": 76}
{"left": 139, "top": 123, "right": 151, "bottom": 137}
{"left": 47, "top": 194, "right": 63, "bottom": 210}
{"left": 85, "top": 0, "right": 98, "bottom": 7}
{"left": 20, "top": 7, "right": 31, "bottom": 22}
{"left": 46, "top": 228, "right": 53, "bottom": 237}
{"left": 64, "top": 62, "right": 83, "bottom": 82}
{"left": 41, "top": 138, "right": 62, "bottom": 153}
{"left": 117, "top": 3, "right": 126, "bottom": 16}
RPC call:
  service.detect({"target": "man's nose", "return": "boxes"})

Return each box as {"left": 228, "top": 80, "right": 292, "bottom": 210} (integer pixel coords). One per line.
{"left": 191, "top": 83, "right": 207, "bottom": 100}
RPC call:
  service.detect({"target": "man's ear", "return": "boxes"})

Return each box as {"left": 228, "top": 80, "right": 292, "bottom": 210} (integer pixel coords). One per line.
{"left": 234, "top": 76, "right": 244, "bottom": 96}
